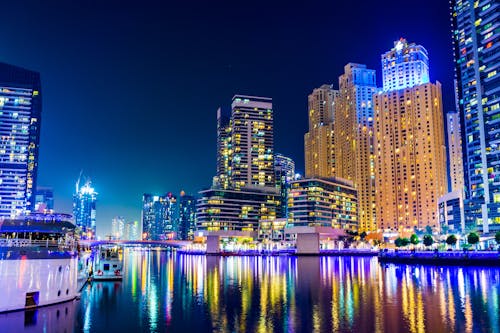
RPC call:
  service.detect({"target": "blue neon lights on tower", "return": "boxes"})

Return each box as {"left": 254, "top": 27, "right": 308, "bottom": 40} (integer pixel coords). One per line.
{"left": 0, "top": 62, "right": 41, "bottom": 218}
{"left": 381, "top": 38, "right": 430, "bottom": 92}
{"left": 451, "top": 0, "right": 499, "bottom": 233}
{"left": 73, "top": 180, "right": 97, "bottom": 240}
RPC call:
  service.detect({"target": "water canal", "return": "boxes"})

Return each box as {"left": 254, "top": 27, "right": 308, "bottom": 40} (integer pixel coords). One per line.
{"left": 1, "top": 248, "right": 499, "bottom": 332}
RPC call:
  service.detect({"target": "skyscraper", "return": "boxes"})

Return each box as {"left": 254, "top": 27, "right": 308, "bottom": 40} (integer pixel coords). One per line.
{"left": 446, "top": 111, "right": 465, "bottom": 193}
{"left": 197, "top": 95, "right": 281, "bottom": 237}
{"left": 214, "top": 107, "right": 232, "bottom": 189}
{"left": 230, "top": 95, "right": 275, "bottom": 189}
{"left": 73, "top": 180, "right": 97, "bottom": 240}
{"left": 451, "top": 0, "right": 499, "bottom": 233}
{"left": 304, "top": 85, "right": 338, "bottom": 178}
{"left": 374, "top": 40, "right": 447, "bottom": 232}
{"left": 335, "top": 63, "right": 378, "bottom": 232}
{"left": 178, "top": 191, "right": 196, "bottom": 240}
{"left": 0, "top": 63, "right": 41, "bottom": 218}
{"left": 142, "top": 193, "right": 177, "bottom": 240}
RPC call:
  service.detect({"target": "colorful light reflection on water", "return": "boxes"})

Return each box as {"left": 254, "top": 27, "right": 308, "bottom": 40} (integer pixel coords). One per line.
{"left": 1, "top": 249, "right": 499, "bottom": 332}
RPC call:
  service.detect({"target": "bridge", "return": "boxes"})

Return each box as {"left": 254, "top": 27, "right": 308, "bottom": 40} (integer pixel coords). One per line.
{"left": 79, "top": 239, "right": 191, "bottom": 249}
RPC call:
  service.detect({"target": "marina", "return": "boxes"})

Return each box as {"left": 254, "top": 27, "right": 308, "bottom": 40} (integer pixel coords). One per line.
{"left": 0, "top": 248, "right": 499, "bottom": 332}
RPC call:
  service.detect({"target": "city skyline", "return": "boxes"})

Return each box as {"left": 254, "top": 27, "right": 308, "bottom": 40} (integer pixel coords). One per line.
{"left": 0, "top": 1, "right": 454, "bottom": 236}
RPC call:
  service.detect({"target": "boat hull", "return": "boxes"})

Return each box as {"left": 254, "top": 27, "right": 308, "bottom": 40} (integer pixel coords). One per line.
{"left": 0, "top": 256, "right": 78, "bottom": 313}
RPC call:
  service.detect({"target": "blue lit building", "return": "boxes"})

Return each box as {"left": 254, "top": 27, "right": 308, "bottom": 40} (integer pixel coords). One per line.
{"left": 381, "top": 38, "right": 429, "bottom": 92}
{"left": 142, "top": 193, "right": 177, "bottom": 240}
{"left": 178, "top": 192, "right": 196, "bottom": 240}
{"left": 73, "top": 180, "right": 97, "bottom": 240}
{"left": 0, "top": 62, "right": 41, "bottom": 218}
{"left": 451, "top": 0, "right": 500, "bottom": 233}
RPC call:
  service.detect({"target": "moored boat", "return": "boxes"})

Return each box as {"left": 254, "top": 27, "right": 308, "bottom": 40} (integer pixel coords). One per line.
{"left": 92, "top": 244, "right": 123, "bottom": 280}
{"left": 0, "top": 213, "right": 78, "bottom": 313}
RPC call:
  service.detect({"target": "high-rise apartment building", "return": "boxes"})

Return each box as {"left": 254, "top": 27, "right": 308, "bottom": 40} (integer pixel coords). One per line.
{"left": 142, "top": 193, "right": 177, "bottom": 240}
{"left": 111, "top": 216, "right": 125, "bottom": 240}
{"left": 0, "top": 63, "right": 41, "bottom": 218}
{"left": 198, "top": 95, "right": 280, "bottom": 237}
{"left": 304, "top": 85, "right": 338, "bottom": 178}
{"left": 446, "top": 111, "right": 465, "bottom": 192}
{"left": 335, "top": 63, "right": 378, "bottom": 232}
{"left": 230, "top": 95, "right": 275, "bottom": 189}
{"left": 287, "top": 177, "right": 358, "bottom": 231}
{"left": 73, "top": 180, "right": 97, "bottom": 239}
{"left": 381, "top": 38, "right": 430, "bottom": 92}
{"left": 374, "top": 40, "right": 447, "bottom": 232}
{"left": 178, "top": 192, "right": 196, "bottom": 240}
{"left": 451, "top": 0, "right": 499, "bottom": 233}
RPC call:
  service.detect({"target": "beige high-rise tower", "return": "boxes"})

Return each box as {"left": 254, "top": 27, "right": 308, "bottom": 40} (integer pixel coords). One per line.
{"left": 304, "top": 85, "right": 338, "bottom": 178}
{"left": 374, "top": 39, "right": 447, "bottom": 231}
{"left": 446, "top": 111, "right": 464, "bottom": 193}
{"left": 335, "top": 63, "right": 378, "bottom": 232}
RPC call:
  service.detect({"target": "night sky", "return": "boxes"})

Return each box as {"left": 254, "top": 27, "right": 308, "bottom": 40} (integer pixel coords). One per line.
{"left": 0, "top": 1, "right": 453, "bottom": 237}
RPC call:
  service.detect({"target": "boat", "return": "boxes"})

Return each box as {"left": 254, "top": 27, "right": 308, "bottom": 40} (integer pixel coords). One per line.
{"left": 92, "top": 244, "right": 123, "bottom": 280}
{"left": 0, "top": 213, "right": 79, "bottom": 313}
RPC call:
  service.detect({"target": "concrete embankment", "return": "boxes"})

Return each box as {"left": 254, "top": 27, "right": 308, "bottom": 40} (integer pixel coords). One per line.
{"left": 378, "top": 250, "right": 500, "bottom": 266}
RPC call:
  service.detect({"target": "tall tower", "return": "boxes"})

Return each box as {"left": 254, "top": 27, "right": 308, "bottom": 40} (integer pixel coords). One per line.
{"left": 374, "top": 39, "right": 447, "bottom": 232}
{"left": 446, "top": 111, "right": 465, "bottom": 193}
{"left": 197, "top": 95, "right": 280, "bottom": 236}
{"left": 304, "top": 85, "right": 338, "bottom": 178}
{"left": 230, "top": 95, "right": 275, "bottom": 189}
{"left": 0, "top": 63, "right": 42, "bottom": 218}
{"left": 214, "top": 107, "right": 232, "bottom": 189}
{"left": 381, "top": 38, "right": 430, "bottom": 92}
{"left": 451, "top": 0, "right": 499, "bottom": 233}
{"left": 73, "top": 179, "right": 98, "bottom": 240}
{"left": 335, "top": 63, "right": 378, "bottom": 232}
{"left": 141, "top": 193, "right": 177, "bottom": 240}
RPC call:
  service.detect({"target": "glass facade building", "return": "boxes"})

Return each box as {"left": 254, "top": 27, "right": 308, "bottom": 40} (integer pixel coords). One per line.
{"left": 73, "top": 181, "right": 97, "bottom": 240}
{"left": 142, "top": 193, "right": 177, "bottom": 240}
{"left": 197, "top": 188, "right": 280, "bottom": 234}
{"left": 451, "top": 0, "right": 500, "bottom": 233}
{"left": 274, "top": 153, "right": 295, "bottom": 218}
{"left": 0, "top": 63, "right": 41, "bottom": 218}
{"left": 287, "top": 177, "right": 358, "bottom": 231}
{"left": 178, "top": 192, "right": 196, "bottom": 240}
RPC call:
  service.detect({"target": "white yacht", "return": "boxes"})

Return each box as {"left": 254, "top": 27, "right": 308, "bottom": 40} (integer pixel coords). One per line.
{"left": 0, "top": 213, "right": 78, "bottom": 313}
{"left": 92, "top": 244, "right": 123, "bottom": 280}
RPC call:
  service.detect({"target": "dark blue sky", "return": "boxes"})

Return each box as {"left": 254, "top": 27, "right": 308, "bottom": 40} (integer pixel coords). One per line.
{"left": 1, "top": 1, "right": 453, "bottom": 237}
